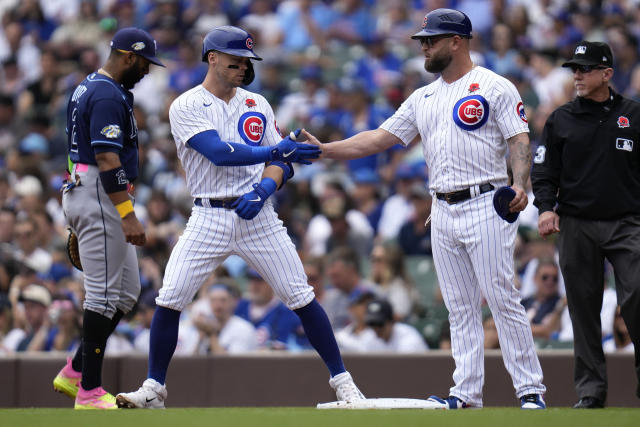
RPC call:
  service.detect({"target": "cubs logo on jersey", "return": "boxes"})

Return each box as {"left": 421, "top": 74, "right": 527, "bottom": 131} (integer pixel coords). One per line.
{"left": 101, "top": 124, "right": 122, "bottom": 139}
{"left": 238, "top": 112, "right": 266, "bottom": 146}
{"left": 516, "top": 102, "right": 528, "bottom": 123}
{"left": 453, "top": 95, "right": 489, "bottom": 131}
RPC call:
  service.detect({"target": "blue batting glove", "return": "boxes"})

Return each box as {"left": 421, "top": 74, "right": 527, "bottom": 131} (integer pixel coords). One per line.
{"left": 232, "top": 178, "right": 277, "bottom": 220}
{"left": 270, "top": 129, "right": 321, "bottom": 164}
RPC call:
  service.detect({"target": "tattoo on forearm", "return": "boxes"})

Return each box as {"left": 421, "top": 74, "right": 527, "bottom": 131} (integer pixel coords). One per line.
{"left": 508, "top": 134, "right": 531, "bottom": 188}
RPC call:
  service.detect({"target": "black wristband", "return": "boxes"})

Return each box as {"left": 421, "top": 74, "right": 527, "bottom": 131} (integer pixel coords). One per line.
{"left": 99, "top": 167, "right": 129, "bottom": 194}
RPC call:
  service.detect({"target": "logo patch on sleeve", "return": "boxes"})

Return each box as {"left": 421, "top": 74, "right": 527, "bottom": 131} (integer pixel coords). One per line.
{"left": 100, "top": 124, "right": 122, "bottom": 139}
{"left": 452, "top": 95, "right": 489, "bottom": 131}
{"left": 517, "top": 102, "right": 528, "bottom": 123}
{"left": 238, "top": 112, "right": 266, "bottom": 146}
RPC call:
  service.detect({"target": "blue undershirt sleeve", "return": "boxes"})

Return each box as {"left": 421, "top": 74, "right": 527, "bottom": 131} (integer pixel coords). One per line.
{"left": 187, "top": 129, "right": 272, "bottom": 166}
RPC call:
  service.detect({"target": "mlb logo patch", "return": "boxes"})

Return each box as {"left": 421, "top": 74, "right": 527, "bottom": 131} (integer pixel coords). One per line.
{"left": 616, "top": 138, "right": 633, "bottom": 152}
{"left": 617, "top": 116, "right": 630, "bottom": 128}
{"left": 575, "top": 45, "right": 587, "bottom": 54}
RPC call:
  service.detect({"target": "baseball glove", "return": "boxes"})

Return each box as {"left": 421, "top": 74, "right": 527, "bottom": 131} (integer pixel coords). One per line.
{"left": 66, "top": 228, "right": 83, "bottom": 271}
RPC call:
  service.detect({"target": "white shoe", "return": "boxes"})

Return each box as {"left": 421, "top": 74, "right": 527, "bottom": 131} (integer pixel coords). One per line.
{"left": 116, "top": 379, "right": 167, "bottom": 409}
{"left": 329, "top": 371, "right": 365, "bottom": 403}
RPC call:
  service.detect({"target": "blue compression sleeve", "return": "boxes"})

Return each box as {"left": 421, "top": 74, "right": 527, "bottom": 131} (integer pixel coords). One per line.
{"left": 188, "top": 129, "right": 272, "bottom": 166}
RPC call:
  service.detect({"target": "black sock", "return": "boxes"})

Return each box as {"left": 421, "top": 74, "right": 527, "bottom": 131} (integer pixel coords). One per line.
{"left": 72, "top": 309, "right": 125, "bottom": 372}
{"left": 80, "top": 310, "right": 114, "bottom": 390}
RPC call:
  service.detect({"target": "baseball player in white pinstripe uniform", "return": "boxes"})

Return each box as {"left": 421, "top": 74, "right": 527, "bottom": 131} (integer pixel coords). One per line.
{"left": 304, "top": 9, "right": 546, "bottom": 409}
{"left": 116, "top": 26, "right": 364, "bottom": 409}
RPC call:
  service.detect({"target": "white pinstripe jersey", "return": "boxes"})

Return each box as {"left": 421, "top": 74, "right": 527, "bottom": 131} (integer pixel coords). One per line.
{"left": 169, "top": 85, "right": 282, "bottom": 198}
{"left": 380, "top": 66, "right": 529, "bottom": 193}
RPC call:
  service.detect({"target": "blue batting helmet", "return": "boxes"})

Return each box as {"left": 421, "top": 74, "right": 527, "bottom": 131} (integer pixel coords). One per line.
{"left": 411, "top": 8, "right": 473, "bottom": 40}
{"left": 201, "top": 26, "right": 262, "bottom": 62}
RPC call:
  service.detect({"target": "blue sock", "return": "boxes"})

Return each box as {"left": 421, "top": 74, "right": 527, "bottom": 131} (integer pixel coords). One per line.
{"left": 294, "top": 299, "right": 345, "bottom": 377}
{"left": 148, "top": 306, "right": 181, "bottom": 385}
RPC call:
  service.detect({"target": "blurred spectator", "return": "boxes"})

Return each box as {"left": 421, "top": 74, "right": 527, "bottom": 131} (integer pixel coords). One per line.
{"left": 303, "top": 255, "right": 326, "bottom": 303}
{"left": 528, "top": 48, "right": 572, "bottom": 108}
{"left": 484, "top": 23, "right": 523, "bottom": 78}
{"left": 277, "top": 0, "right": 334, "bottom": 53}
{"left": 377, "top": 162, "right": 422, "bottom": 241}
{"left": 322, "top": 246, "right": 378, "bottom": 329}
{"left": 607, "top": 27, "right": 638, "bottom": 95}
{"left": 483, "top": 314, "right": 500, "bottom": 349}
{"left": 369, "top": 243, "right": 418, "bottom": 321}
{"left": 132, "top": 289, "right": 158, "bottom": 354}
{"left": 0, "top": 20, "right": 41, "bottom": 84}
{"left": 276, "top": 64, "right": 326, "bottom": 131}
{"left": 349, "top": 168, "right": 383, "bottom": 232}
{"left": 0, "top": 293, "right": 16, "bottom": 354}
{"left": 603, "top": 306, "right": 634, "bottom": 354}
{"left": 397, "top": 182, "right": 432, "bottom": 256}
{"left": 363, "top": 298, "right": 427, "bottom": 352}
{"left": 43, "top": 298, "right": 81, "bottom": 352}
{"left": 0, "top": 94, "right": 17, "bottom": 153}
{"left": 193, "top": 283, "right": 257, "bottom": 354}
{"left": 304, "top": 179, "right": 373, "bottom": 257}
{"left": 235, "top": 269, "right": 309, "bottom": 350}
{"left": 0, "top": 207, "right": 16, "bottom": 243}
{"left": 49, "top": 0, "right": 102, "bottom": 49}
{"left": 167, "top": 40, "right": 207, "bottom": 96}
{"left": 325, "top": 0, "right": 376, "bottom": 46}
{"left": 334, "top": 289, "right": 379, "bottom": 352}
{"left": 12, "top": 215, "right": 52, "bottom": 275}
{"left": 520, "top": 257, "right": 565, "bottom": 340}
{"left": 239, "top": 0, "right": 283, "bottom": 61}
{"left": 14, "top": 283, "right": 51, "bottom": 351}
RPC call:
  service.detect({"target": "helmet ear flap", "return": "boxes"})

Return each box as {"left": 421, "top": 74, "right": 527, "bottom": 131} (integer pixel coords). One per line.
{"left": 243, "top": 60, "right": 255, "bottom": 85}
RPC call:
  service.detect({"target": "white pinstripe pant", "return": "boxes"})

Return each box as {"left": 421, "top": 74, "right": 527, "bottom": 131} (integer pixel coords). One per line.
{"left": 431, "top": 191, "right": 545, "bottom": 406}
{"left": 158, "top": 202, "right": 315, "bottom": 311}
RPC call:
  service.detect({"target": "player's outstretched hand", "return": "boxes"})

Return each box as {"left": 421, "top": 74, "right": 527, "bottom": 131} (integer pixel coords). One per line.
{"left": 300, "top": 129, "right": 324, "bottom": 159}
{"left": 271, "top": 129, "right": 321, "bottom": 164}
{"left": 232, "top": 183, "right": 270, "bottom": 220}
{"left": 122, "top": 214, "right": 146, "bottom": 246}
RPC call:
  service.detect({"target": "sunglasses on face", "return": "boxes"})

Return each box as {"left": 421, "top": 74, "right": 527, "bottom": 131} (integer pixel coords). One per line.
{"left": 419, "top": 34, "right": 456, "bottom": 48}
{"left": 569, "top": 64, "right": 607, "bottom": 74}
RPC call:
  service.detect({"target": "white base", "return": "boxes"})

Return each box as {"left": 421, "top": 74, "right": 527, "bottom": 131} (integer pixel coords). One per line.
{"left": 317, "top": 398, "right": 447, "bottom": 410}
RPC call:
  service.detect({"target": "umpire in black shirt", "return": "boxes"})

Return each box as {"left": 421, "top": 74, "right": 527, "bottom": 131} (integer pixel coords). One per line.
{"left": 532, "top": 41, "right": 640, "bottom": 408}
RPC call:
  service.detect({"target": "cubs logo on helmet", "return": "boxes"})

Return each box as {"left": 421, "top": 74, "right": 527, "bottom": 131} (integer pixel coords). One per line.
{"left": 238, "top": 112, "right": 266, "bottom": 146}
{"left": 452, "top": 95, "right": 489, "bottom": 131}
{"left": 617, "top": 116, "right": 630, "bottom": 128}
{"left": 246, "top": 37, "right": 254, "bottom": 49}
{"left": 517, "top": 102, "right": 528, "bottom": 123}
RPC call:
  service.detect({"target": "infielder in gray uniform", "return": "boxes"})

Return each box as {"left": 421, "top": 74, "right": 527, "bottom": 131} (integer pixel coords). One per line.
{"left": 52, "top": 28, "right": 165, "bottom": 409}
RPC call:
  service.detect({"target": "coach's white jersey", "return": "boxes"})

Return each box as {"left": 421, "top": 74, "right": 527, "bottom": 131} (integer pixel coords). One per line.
{"left": 380, "top": 66, "right": 529, "bottom": 193}
{"left": 169, "top": 86, "right": 282, "bottom": 198}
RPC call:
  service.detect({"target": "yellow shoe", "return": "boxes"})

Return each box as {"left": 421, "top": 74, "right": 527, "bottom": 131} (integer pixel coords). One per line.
{"left": 53, "top": 357, "right": 81, "bottom": 399}
{"left": 74, "top": 385, "right": 118, "bottom": 410}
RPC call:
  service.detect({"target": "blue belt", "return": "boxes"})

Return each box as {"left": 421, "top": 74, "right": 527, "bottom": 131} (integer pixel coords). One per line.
{"left": 194, "top": 198, "right": 238, "bottom": 209}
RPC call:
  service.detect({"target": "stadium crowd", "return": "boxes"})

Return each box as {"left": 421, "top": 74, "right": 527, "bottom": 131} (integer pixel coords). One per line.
{"left": 0, "top": 0, "right": 639, "bottom": 356}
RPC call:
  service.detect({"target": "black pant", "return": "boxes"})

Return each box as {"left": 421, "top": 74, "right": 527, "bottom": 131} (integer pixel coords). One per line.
{"left": 558, "top": 214, "right": 640, "bottom": 401}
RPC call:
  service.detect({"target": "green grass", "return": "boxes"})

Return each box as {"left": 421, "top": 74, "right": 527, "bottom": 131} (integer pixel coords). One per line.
{"left": 1, "top": 408, "right": 639, "bottom": 427}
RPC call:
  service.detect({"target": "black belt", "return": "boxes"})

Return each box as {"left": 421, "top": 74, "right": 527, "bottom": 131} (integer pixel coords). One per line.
{"left": 436, "top": 183, "right": 495, "bottom": 204}
{"left": 194, "top": 198, "right": 238, "bottom": 209}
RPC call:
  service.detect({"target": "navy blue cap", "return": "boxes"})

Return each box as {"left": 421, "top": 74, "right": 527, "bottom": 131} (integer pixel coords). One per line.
{"left": 493, "top": 186, "right": 519, "bottom": 223}
{"left": 110, "top": 27, "right": 165, "bottom": 67}
{"left": 352, "top": 168, "right": 379, "bottom": 185}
